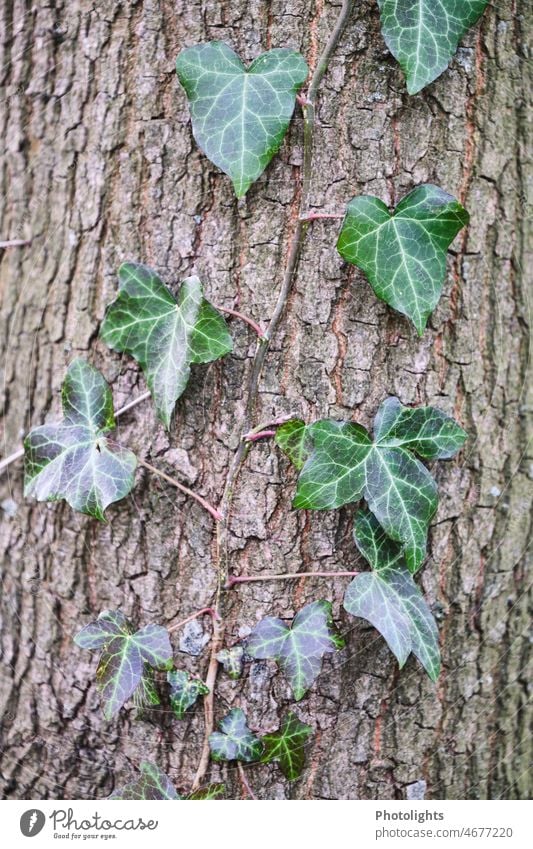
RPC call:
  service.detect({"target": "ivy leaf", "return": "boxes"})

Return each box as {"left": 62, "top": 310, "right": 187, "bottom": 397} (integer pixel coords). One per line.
{"left": 188, "top": 784, "right": 225, "bottom": 800}
{"left": 132, "top": 668, "right": 161, "bottom": 714}
{"left": 23, "top": 359, "right": 137, "bottom": 520}
{"left": 216, "top": 645, "right": 245, "bottom": 680}
{"left": 274, "top": 419, "right": 311, "bottom": 470}
{"left": 74, "top": 610, "right": 173, "bottom": 719}
{"left": 246, "top": 600, "right": 344, "bottom": 701}
{"left": 176, "top": 42, "right": 308, "bottom": 197}
{"left": 337, "top": 185, "right": 469, "bottom": 334}
{"left": 167, "top": 669, "right": 209, "bottom": 720}
{"left": 289, "top": 398, "right": 466, "bottom": 572}
{"left": 110, "top": 762, "right": 180, "bottom": 800}
{"left": 378, "top": 0, "right": 489, "bottom": 94}
{"left": 261, "top": 712, "right": 314, "bottom": 781}
{"left": 343, "top": 511, "right": 440, "bottom": 680}
{"left": 100, "top": 263, "right": 232, "bottom": 428}
{"left": 209, "top": 708, "right": 263, "bottom": 763}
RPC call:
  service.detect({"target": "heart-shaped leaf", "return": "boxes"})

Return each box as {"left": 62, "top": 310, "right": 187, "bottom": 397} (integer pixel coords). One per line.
{"left": 343, "top": 511, "right": 440, "bottom": 680}
{"left": 109, "top": 761, "right": 224, "bottom": 800}
{"left": 23, "top": 359, "right": 137, "bottom": 520}
{"left": 246, "top": 600, "right": 344, "bottom": 701}
{"left": 216, "top": 645, "right": 245, "bottom": 680}
{"left": 282, "top": 397, "right": 466, "bottom": 572}
{"left": 337, "top": 185, "right": 469, "bottom": 334}
{"left": 261, "top": 712, "right": 314, "bottom": 781}
{"left": 74, "top": 610, "right": 173, "bottom": 719}
{"left": 176, "top": 42, "right": 308, "bottom": 197}
{"left": 100, "top": 262, "right": 232, "bottom": 427}
{"left": 378, "top": 0, "right": 489, "bottom": 94}
{"left": 274, "top": 418, "right": 310, "bottom": 470}
{"left": 209, "top": 708, "right": 263, "bottom": 763}
{"left": 167, "top": 669, "right": 209, "bottom": 720}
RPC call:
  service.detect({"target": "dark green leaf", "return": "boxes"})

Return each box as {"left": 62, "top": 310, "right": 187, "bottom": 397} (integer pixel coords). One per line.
{"left": 24, "top": 359, "right": 136, "bottom": 520}
{"left": 110, "top": 762, "right": 180, "bottom": 800}
{"left": 261, "top": 712, "right": 313, "bottom": 780}
{"left": 74, "top": 611, "right": 173, "bottom": 719}
{"left": 132, "top": 667, "right": 161, "bottom": 713}
{"left": 216, "top": 645, "right": 245, "bottom": 680}
{"left": 344, "top": 511, "right": 440, "bottom": 680}
{"left": 246, "top": 600, "right": 344, "bottom": 701}
{"left": 167, "top": 669, "right": 209, "bottom": 720}
{"left": 100, "top": 263, "right": 232, "bottom": 427}
{"left": 289, "top": 398, "right": 465, "bottom": 572}
{"left": 209, "top": 708, "right": 263, "bottom": 763}
{"left": 378, "top": 0, "right": 489, "bottom": 94}
{"left": 337, "top": 185, "right": 469, "bottom": 334}
{"left": 188, "top": 784, "right": 225, "bottom": 800}
{"left": 275, "top": 419, "right": 311, "bottom": 470}
{"left": 176, "top": 42, "right": 308, "bottom": 197}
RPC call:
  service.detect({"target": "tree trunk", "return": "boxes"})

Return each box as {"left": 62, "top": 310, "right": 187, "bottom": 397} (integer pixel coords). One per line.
{"left": 0, "top": 0, "right": 530, "bottom": 801}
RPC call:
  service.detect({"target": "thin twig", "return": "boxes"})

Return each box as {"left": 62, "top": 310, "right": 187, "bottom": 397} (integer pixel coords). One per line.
{"left": 214, "top": 305, "right": 265, "bottom": 338}
{"left": 0, "top": 389, "right": 152, "bottom": 476}
{"left": 226, "top": 570, "right": 360, "bottom": 588}
{"left": 244, "top": 429, "right": 276, "bottom": 442}
{"left": 238, "top": 762, "right": 257, "bottom": 800}
{"left": 137, "top": 457, "right": 222, "bottom": 522}
{"left": 0, "top": 238, "right": 31, "bottom": 248}
{"left": 299, "top": 212, "right": 344, "bottom": 221}
{"left": 167, "top": 607, "right": 219, "bottom": 634}
{"left": 191, "top": 0, "right": 354, "bottom": 792}
{"left": 244, "top": 413, "right": 296, "bottom": 439}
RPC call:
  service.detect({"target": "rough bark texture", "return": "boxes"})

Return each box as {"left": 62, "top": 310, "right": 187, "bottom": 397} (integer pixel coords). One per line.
{"left": 0, "top": 0, "right": 531, "bottom": 801}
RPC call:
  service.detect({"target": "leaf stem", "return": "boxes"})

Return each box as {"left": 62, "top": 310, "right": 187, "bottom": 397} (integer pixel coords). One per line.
{"left": 237, "top": 762, "right": 257, "bottom": 800}
{"left": 226, "top": 570, "right": 360, "bottom": 588}
{"left": 137, "top": 457, "right": 222, "bottom": 522}
{"left": 0, "top": 238, "right": 31, "bottom": 248}
{"left": 244, "top": 429, "right": 276, "bottom": 442}
{"left": 0, "top": 389, "right": 152, "bottom": 476}
{"left": 167, "top": 607, "right": 219, "bottom": 634}
{"left": 299, "top": 212, "right": 344, "bottom": 221}
{"left": 213, "top": 305, "right": 265, "bottom": 338}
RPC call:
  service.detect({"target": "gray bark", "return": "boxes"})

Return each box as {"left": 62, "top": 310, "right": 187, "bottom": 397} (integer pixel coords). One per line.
{"left": 0, "top": 0, "right": 531, "bottom": 800}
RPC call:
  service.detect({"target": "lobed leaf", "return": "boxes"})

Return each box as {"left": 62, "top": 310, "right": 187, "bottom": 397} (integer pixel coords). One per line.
{"left": 285, "top": 398, "right": 466, "bottom": 572}
{"left": 378, "top": 0, "right": 489, "bottom": 94}
{"left": 100, "top": 262, "right": 232, "bottom": 427}
{"left": 109, "top": 762, "right": 224, "bottom": 800}
{"left": 337, "top": 185, "right": 469, "bottom": 334}
{"left": 24, "top": 359, "right": 137, "bottom": 520}
{"left": 274, "top": 419, "right": 311, "bottom": 470}
{"left": 261, "top": 712, "right": 314, "bottom": 781}
{"left": 176, "top": 42, "right": 308, "bottom": 197}
{"left": 74, "top": 611, "right": 173, "bottom": 719}
{"left": 167, "top": 669, "right": 209, "bottom": 720}
{"left": 343, "top": 511, "right": 441, "bottom": 680}
{"left": 209, "top": 708, "right": 263, "bottom": 763}
{"left": 216, "top": 645, "right": 245, "bottom": 680}
{"left": 246, "top": 600, "right": 344, "bottom": 701}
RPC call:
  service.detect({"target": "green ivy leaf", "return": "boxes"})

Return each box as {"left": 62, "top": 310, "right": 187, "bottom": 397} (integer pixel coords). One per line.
{"left": 74, "top": 610, "right": 173, "bottom": 719}
{"left": 132, "top": 667, "right": 161, "bottom": 714}
{"left": 167, "top": 669, "right": 209, "bottom": 720}
{"left": 343, "top": 511, "right": 441, "bottom": 680}
{"left": 23, "top": 359, "right": 137, "bottom": 520}
{"left": 246, "top": 600, "right": 344, "bottom": 701}
{"left": 378, "top": 0, "right": 489, "bottom": 94}
{"left": 337, "top": 185, "right": 468, "bottom": 334}
{"left": 289, "top": 398, "right": 466, "bottom": 572}
{"left": 274, "top": 419, "right": 311, "bottom": 470}
{"left": 109, "top": 762, "right": 224, "bottom": 800}
{"left": 176, "top": 42, "right": 308, "bottom": 197}
{"left": 216, "top": 645, "right": 245, "bottom": 680}
{"left": 261, "top": 712, "right": 313, "bottom": 780}
{"left": 100, "top": 262, "right": 233, "bottom": 428}
{"left": 209, "top": 708, "right": 263, "bottom": 763}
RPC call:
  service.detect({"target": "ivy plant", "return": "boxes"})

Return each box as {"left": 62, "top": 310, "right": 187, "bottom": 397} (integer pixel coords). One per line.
{"left": 216, "top": 645, "right": 245, "bottom": 680}
{"left": 24, "top": 359, "right": 137, "bottom": 520}
{"left": 246, "top": 600, "right": 345, "bottom": 701}
{"left": 74, "top": 610, "right": 173, "bottom": 719}
{"left": 378, "top": 0, "right": 489, "bottom": 93}
{"left": 343, "top": 511, "right": 440, "bottom": 679}
{"left": 100, "top": 262, "right": 233, "bottom": 427}
{"left": 176, "top": 42, "right": 308, "bottom": 196}
{"left": 167, "top": 669, "right": 209, "bottom": 720}
{"left": 110, "top": 762, "right": 224, "bottom": 800}
{"left": 209, "top": 708, "right": 263, "bottom": 763}
{"left": 276, "top": 397, "right": 466, "bottom": 572}
{"left": 261, "top": 712, "right": 314, "bottom": 781}
{"left": 337, "top": 185, "right": 469, "bottom": 334}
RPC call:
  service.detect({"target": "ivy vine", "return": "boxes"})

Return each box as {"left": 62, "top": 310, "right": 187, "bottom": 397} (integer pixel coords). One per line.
{"left": 2, "top": 0, "right": 488, "bottom": 800}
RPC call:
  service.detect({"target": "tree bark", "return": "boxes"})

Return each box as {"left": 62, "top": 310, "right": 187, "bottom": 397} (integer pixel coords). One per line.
{"left": 0, "top": 0, "right": 530, "bottom": 801}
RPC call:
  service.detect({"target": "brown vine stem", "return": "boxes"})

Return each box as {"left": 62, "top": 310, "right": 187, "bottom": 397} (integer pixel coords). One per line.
{"left": 237, "top": 762, "right": 257, "bottom": 800}
{"left": 0, "top": 389, "right": 152, "bottom": 476}
{"left": 191, "top": 0, "right": 354, "bottom": 792}
{"left": 0, "top": 238, "right": 32, "bottom": 248}
{"left": 167, "top": 607, "right": 219, "bottom": 634}
{"left": 213, "top": 305, "right": 265, "bottom": 338}
{"left": 226, "top": 570, "right": 360, "bottom": 588}
{"left": 136, "top": 457, "right": 222, "bottom": 522}
{"left": 299, "top": 212, "right": 344, "bottom": 221}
